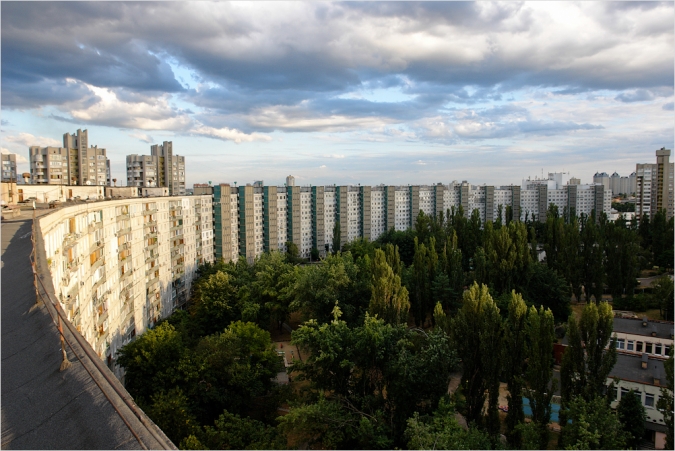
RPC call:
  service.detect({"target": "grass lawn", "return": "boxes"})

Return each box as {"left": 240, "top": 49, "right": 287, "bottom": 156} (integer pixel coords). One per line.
{"left": 631, "top": 308, "right": 662, "bottom": 320}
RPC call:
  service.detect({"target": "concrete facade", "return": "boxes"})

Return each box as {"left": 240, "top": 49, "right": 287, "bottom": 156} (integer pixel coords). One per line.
{"left": 28, "top": 130, "right": 110, "bottom": 187}
{"left": 126, "top": 142, "right": 185, "bottom": 195}
{"left": 636, "top": 148, "right": 674, "bottom": 220}
{"left": 38, "top": 196, "right": 214, "bottom": 377}
{"left": 209, "top": 180, "right": 615, "bottom": 263}
{"left": 2, "top": 153, "right": 18, "bottom": 182}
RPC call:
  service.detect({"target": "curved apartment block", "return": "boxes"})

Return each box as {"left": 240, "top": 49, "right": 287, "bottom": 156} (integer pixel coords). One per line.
{"left": 37, "top": 196, "right": 214, "bottom": 377}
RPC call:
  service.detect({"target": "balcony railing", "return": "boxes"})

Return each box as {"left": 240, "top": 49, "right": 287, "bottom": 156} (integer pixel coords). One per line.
{"left": 116, "top": 226, "right": 132, "bottom": 237}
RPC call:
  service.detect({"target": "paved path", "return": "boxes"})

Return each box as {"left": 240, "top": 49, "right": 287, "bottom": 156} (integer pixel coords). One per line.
{"left": 1, "top": 216, "right": 172, "bottom": 450}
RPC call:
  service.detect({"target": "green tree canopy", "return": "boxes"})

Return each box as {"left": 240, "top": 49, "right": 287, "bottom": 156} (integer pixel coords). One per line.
{"left": 369, "top": 248, "right": 410, "bottom": 325}
{"left": 451, "top": 282, "right": 502, "bottom": 431}
{"left": 562, "top": 396, "right": 627, "bottom": 450}
{"left": 617, "top": 389, "right": 646, "bottom": 449}
{"left": 405, "top": 398, "right": 493, "bottom": 450}
{"left": 285, "top": 314, "right": 457, "bottom": 448}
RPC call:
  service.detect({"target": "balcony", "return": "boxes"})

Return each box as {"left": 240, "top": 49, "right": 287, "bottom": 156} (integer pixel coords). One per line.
{"left": 67, "top": 258, "right": 80, "bottom": 272}
{"left": 89, "top": 240, "right": 104, "bottom": 254}
{"left": 116, "top": 226, "right": 132, "bottom": 237}
{"left": 88, "top": 221, "right": 103, "bottom": 233}
{"left": 63, "top": 233, "right": 80, "bottom": 250}
{"left": 90, "top": 257, "right": 105, "bottom": 272}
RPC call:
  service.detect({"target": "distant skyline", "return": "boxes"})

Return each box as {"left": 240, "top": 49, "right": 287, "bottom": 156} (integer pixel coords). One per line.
{"left": 2, "top": 1, "right": 673, "bottom": 187}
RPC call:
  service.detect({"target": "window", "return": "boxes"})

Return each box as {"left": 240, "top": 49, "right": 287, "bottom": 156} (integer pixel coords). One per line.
{"left": 617, "top": 339, "right": 625, "bottom": 350}
{"left": 627, "top": 341, "right": 634, "bottom": 351}
{"left": 646, "top": 343, "right": 653, "bottom": 353}
{"left": 655, "top": 344, "right": 662, "bottom": 355}
{"left": 637, "top": 341, "right": 643, "bottom": 352}
{"left": 621, "top": 387, "right": 629, "bottom": 399}
{"left": 645, "top": 393, "right": 655, "bottom": 408}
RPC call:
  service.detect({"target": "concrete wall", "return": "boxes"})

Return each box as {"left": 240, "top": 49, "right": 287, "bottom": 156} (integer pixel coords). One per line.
{"left": 37, "top": 196, "right": 214, "bottom": 378}
{"left": 15, "top": 184, "right": 105, "bottom": 203}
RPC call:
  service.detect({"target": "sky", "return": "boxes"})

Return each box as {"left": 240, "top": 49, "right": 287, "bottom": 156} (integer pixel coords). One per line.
{"left": 2, "top": 1, "right": 673, "bottom": 188}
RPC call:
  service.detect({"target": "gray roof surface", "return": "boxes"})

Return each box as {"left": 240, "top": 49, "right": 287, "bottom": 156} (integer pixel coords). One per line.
{"left": 2, "top": 215, "right": 174, "bottom": 450}
{"left": 609, "top": 352, "right": 666, "bottom": 386}
{"left": 613, "top": 317, "right": 674, "bottom": 340}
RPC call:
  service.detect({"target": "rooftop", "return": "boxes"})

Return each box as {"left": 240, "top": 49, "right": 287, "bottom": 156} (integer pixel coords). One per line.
{"left": 614, "top": 317, "right": 674, "bottom": 340}
{"left": 610, "top": 352, "right": 666, "bottom": 387}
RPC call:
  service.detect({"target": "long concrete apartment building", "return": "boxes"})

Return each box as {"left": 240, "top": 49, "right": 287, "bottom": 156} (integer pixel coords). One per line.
{"left": 212, "top": 175, "right": 612, "bottom": 263}
{"left": 38, "top": 196, "right": 214, "bottom": 378}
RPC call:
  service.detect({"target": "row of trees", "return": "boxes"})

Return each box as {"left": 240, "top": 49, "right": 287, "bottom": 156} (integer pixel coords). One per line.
{"left": 116, "top": 204, "right": 674, "bottom": 449}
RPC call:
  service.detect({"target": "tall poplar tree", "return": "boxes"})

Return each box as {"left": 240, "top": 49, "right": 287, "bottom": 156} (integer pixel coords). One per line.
{"left": 502, "top": 291, "right": 528, "bottom": 447}
{"left": 332, "top": 221, "right": 341, "bottom": 254}
{"left": 369, "top": 249, "right": 410, "bottom": 325}
{"left": 451, "top": 283, "right": 502, "bottom": 429}
{"left": 560, "top": 302, "right": 617, "bottom": 446}
{"left": 524, "top": 305, "right": 557, "bottom": 450}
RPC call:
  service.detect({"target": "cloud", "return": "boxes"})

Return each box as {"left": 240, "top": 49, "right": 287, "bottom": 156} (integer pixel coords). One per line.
{"left": 413, "top": 160, "right": 427, "bottom": 165}
{"left": 323, "top": 154, "right": 345, "bottom": 159}
{"left": 4, "top": 132, "right": 61, "bottom": 148}
{"left": 0, "top": 148, "right": 28, "bottom": 163}
{"left": 0, "top": 1, "right": 672, "bottom": 154}
{"left": 190, "top": 125, "right": 271, "bottom": 144}
{"left": 62, "top": 81, "right": 193, "bottom": 130}
{"left": 615, "top": 89, "right": 655, "bottom": 102}
{"left": 129, "top": 132, "right": 154, "bottom": 143}
{"left": 663, "top": 102, "right": 674, "bottom": 111}
{"left": 319, "top": 165, "right": 327, "bottom": 169}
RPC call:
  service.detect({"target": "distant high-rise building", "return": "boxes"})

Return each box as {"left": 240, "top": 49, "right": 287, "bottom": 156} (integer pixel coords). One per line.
{"left": 2, "top": 154, "right": 18, "bottom": 182}
{"left": 126, "top": 141, "right": 185, "bottom": 195}
{"left": 610, "top": 172, "right": 621, "bottom": 196}
{"left": 29, "top": 129, "right": 109, "bottom": 186}
{"left": 29, "top": 146, "right": 70, "bottom": 185}
{"left": 636, "top": 148, "right": 673, "bottom": 220}
{"left": 593, "top": 172, "right": 610, "bottom": 191}
{"left": 63, "top": 129, "right": 109, "bottom": 186}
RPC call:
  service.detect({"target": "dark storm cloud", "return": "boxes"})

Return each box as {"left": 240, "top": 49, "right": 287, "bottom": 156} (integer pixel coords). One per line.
{"left": 1, "top": 1, "right": 672, "bottom": 137}
{"left": 2, "top": 1, "right": 183, "bottom": 104}
{"left": 1, "top": 78, "right": 98, "bottom": 109}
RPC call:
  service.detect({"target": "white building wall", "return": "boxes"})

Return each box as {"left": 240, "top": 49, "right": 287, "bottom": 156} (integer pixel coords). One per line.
{"left": 394, "top": 188, "right": 410, "bottom": 231}
{"left": 38, "top": 196, "right": 213, "bottom": 380}
{"left": 419, "top": 188, "right": 434, "bottom": 216}
{"left": 253, "top": 193, "right": 264, "bottom": 258}
{"left": 493, "top": 189, "right": 512, "bottom": 219}
{"left": 324, "top": 190, "right": 336, "bottom": 250}
{"left": 520, "top": 189, "right": 539, "bottom": 221}
{"left": 230, "top": 193, "right": 239, "bottom": 261}
{"left": 468, "top": 185, "right": 486, "bottom": 222}
{"left": 347, "top": 189, "right": 361, "bottom": 241}
{"left": 370, "top": 189, "right": 386, "bottom": 238}
{"left": 547, "top": 188, "right": 568, "bottom": 213}
{"left": 276, "top": 191, "right": 287, "bottom": 252}
{"left": 300, "top": 191, "right": 312, "bottom": 258}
